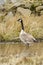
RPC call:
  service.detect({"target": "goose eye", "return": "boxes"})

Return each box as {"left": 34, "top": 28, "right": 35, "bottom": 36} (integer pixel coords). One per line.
{"left": 20, "top": 19, "right": 22, "bottom": 22}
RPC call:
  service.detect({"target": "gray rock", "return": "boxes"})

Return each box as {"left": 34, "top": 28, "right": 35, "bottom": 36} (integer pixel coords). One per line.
{"left": 24, "top": 2, "right": 32, "bottom": 9}
{"left": 11, "top": 0, "right": 17, "bottom": 3}
{"left": 4, "top": 11, "right": 13, "bottom": 21}
{"left": 13, "top": 2, "right": 25, "bottom": 7}
{"left": 11, "top": 0, "right": 24, "bottom": 3}
{"left": 41, "top": 11, "right": 43, "bottom": 15}
{"left": 0, "top": 4, "right": 4, "bottom": 10}
{"left": 0, "top": 0, "right": 5, "bottom": 4}
{"left": 36, "top": 6, "right": 43, "bottom": 11}
{"left": 17, "top": 7, "right": 31, "bottom": 16}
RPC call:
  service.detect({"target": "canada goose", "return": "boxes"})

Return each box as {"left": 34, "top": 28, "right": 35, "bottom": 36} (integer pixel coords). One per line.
{"left": 17, "top": 18, "right": 36, "bottom": 45}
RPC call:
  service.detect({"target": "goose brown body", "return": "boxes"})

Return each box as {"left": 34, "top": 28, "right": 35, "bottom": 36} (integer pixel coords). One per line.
{"left": 17, "top": 18, "right": 36, "bottom": 45}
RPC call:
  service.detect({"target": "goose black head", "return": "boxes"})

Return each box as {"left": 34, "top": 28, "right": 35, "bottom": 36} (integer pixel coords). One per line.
{"left": 17, "top": 18, "right": 23, "bottom": 22}
{"left": 17, "top": 18, "right": 24, "bottom": 30}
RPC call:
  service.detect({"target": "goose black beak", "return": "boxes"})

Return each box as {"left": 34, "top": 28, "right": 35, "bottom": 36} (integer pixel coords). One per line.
{"left": 17, "top": 19, "right": 20, "bottom": 21}
{"left": 17, "top": 19, "right": 19, "bottom": 21}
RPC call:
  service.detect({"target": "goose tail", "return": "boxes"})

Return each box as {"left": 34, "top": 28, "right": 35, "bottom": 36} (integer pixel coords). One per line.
{"left": 33, "top": 38, "right": 37, "bottom": 42}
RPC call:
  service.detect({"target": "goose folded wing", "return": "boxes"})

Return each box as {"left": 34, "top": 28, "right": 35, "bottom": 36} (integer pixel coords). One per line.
{"left": 20, "top": 33, "right": 35, "bottom": 43}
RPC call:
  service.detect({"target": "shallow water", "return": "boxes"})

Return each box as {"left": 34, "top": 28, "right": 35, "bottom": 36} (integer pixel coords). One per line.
{"left": 0, "top": 42, "right": 43, "bottom": 65}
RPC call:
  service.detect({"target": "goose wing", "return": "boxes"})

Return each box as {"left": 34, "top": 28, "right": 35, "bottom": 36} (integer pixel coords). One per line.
{"left": 20, "top": 32, "right": 36, "bottom": 44}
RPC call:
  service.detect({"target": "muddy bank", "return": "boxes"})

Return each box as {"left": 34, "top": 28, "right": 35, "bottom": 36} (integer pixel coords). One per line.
{"left": 0, "top": 42, "right": 43, "bottom": 65}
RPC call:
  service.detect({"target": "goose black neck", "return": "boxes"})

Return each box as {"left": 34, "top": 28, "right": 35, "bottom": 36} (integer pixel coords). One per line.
{"left": 21, "top": 20, "right": 24, "bottom": 30}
